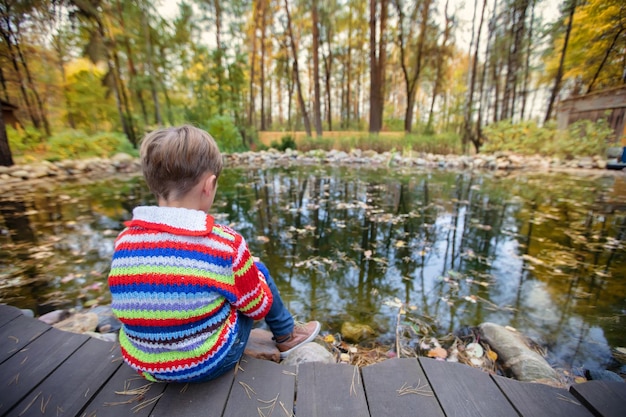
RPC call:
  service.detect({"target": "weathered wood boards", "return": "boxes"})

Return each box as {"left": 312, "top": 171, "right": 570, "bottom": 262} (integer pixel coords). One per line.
{"left": 0, "top": 304, "right": 624, "bottom": 417}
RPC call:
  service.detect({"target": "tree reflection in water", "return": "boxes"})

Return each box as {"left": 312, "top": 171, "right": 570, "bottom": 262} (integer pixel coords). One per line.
{"left": 0, "top": 166, "right": 624, "bottom": 373}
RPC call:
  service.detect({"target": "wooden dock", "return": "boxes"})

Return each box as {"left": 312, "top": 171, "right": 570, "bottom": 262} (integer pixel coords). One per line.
{"left": 0, "top": 304, "right": 624, "bottom": 417}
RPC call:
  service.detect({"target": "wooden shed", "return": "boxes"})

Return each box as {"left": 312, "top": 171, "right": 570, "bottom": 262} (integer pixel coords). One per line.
{"left": 556, "top": 86, "right": 626, "bottom": 146}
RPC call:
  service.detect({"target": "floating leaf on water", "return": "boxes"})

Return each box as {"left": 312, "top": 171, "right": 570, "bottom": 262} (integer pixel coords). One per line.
{"left": 364, "top": 250, "right": 372, "bottom": 259}
{"left": 464, "top": 295, "right": 478, "bottom": 303}
{"left": 256, "top": 235, "right": 270, "bottom": 243}
{"left": 395, "top": 240, "right": 406, "bottom": 248}
{"left": 521, "top": 254, "right": 545, "bottom": 265}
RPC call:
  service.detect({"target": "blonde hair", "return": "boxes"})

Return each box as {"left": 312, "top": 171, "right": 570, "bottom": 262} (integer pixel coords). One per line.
{"left": 139, "top": 125, "right": 223, "bottom": 201}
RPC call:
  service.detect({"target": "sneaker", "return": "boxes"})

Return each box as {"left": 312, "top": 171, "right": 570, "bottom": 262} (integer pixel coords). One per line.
{"left": 275, "top": 321, "right": 321, "bottom": 359}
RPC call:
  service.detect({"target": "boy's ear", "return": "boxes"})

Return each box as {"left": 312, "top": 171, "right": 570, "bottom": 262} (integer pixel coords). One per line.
{"left": 204, "top": 174, "right": 218, "bottom": 194}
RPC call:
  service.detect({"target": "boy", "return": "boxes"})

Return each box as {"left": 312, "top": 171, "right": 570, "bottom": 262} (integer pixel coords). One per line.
{"left": 108, "top": 125, "right": 320, "bottom": 383}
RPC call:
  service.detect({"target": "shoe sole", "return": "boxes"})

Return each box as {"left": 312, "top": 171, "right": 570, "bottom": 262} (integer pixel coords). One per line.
{"left": 279, "top": 321, "right": 321, "bottom": 359}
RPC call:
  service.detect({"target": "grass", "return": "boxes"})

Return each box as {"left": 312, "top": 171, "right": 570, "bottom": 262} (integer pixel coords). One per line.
{"left": 258, "top": 131, "right": 462, "bottom": 155}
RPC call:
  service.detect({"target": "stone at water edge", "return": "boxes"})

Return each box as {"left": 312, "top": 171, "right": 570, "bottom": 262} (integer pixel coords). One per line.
{"left": 478, "top": 322, "right": 561, "bottom": 385}
{"left": 38, "top": 309, "right": 71, "bottom": 325}
{"left": 52, "top": 312, "right": 99, "bottom": 334}
{"left": 281, "top": 342, "right": 336, "bottom": 368}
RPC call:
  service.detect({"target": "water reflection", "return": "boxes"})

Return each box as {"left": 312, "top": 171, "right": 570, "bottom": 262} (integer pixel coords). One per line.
{"left": 0, "top": 167, "right": 625, "bottom": 373}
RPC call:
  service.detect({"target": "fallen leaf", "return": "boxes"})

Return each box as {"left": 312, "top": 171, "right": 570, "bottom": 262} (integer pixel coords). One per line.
{"left": 427, "top": 347, "right": 448, "bottom": 359}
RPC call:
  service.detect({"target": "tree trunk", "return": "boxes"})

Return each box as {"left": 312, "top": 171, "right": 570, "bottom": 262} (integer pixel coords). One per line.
{"left": 260, "top": 2, "right": 267, "bottom": 130}
{"left": 545, "top": 0, "right": 576, "bottom": 122}
{"left": 0, "top": 21, "right": 40, "bottom": 132}
{"left": 142, "top": 3, "right": 162, "bottom": 125}
{"left": 13, "top": 21, "right": 50, "bottom": 136}
{"left": 428, "top": 0, "right": 452, "bottom": 132}
{"left": 312, "top": 0, "right": 323, "bottom": 136}
{"left": 586, "top": 27, "right": 623, "bottom": 94}
{"left": 0, "top": 108, "right": 14, "bottom": 166}
{"left": 369, "top": 0, "right": 387, "bottom": 133}
{"left": 284, "top": 0, "right": 312, "bottom": 136}
{"left": 463, "top": 0, "right": 488, "bottom": 153}
{"left": 520, "top": 0, "right": 535, "bottom": 120}
{"left": 345, "top": 11, "right": 353, "bottom": 129}
{"left": 248, "top": 1, "right": 261, "bottom": 127}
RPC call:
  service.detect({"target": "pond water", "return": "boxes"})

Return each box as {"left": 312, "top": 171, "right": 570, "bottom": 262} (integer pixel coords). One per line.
{"left": 1, "top": 165, "right": 625, "bottom": 375}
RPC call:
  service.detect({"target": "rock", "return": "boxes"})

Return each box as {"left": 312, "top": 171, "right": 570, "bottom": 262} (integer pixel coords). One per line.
{"left": 53, "top": 312, "right": 99, "bottom": 334}
{"left": 89, "top": 305, "right": 122, "bottom": 333}
{"left": 39, "top": 309, "right": 71, "bottom": 325}
{"left": 20, "top": 309, "right": 35, "bottom": 318}
{"left": 341, "top": 322, "right": 376, "bottom": 343}
{"left": 244, "top": 328, "right": 281, "bottom": 363}
{"left": 84, "top": 331, "right": 118, "bottom": 343}
{"left": 281, "top": 342, "right": 335, "bottom": 368}
{"left": 479, "top": 322, "right": 561, "bottom": 385}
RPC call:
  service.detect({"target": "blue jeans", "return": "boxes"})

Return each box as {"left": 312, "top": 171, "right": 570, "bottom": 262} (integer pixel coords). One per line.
{"left": 196, "top": 262, "right": 294, "bottom": 382}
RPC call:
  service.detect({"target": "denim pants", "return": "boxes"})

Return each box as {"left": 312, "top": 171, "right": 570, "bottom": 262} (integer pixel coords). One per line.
{"left": 197, "top": 262, "right": 294, "bottom": 382}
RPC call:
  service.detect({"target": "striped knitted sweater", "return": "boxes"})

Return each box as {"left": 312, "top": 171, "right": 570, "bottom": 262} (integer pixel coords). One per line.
{"left": 108, "top": 206, "right": 273, "bottom": 382}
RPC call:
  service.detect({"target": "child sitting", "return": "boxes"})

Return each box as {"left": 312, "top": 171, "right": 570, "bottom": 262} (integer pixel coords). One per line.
{"left": 108, "top": 125, "right": 320, "bottom": 382}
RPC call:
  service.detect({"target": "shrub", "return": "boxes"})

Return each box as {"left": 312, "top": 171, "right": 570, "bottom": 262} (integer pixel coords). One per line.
{"left": 6, "top": 126, "right": 47, "bottom": 156}
{"left": 270, "top": 135, "right": 297, "bottom": 151}
{"left": 482, "top": 119, "right": 613, "bottom": 158}
{"left": 204, "top": 116, "right": 245, "bottom": 153}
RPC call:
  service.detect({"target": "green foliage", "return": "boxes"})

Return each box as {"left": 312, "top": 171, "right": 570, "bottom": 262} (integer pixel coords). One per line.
{"left": 270, "top": 135, "right": 297, "bottom": 151}
{"left": 46, "top": 130, "right": 131, "bottom": 160}
{"left": 6, "top": 126, "right": 47, "bottom": 156}
{"left": 204, "top": 116, "right": 245, "bottom": 153}
{"left": 383, "top": 118, "right": 405, "bottom": 132}
{"left": 481, "top": 119, "right": 613, "bottom": 158}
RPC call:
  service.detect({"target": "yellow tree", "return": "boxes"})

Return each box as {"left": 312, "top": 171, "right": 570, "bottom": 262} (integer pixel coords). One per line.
{"left": 546, "top": 0, "right": 626, "bottom": 96}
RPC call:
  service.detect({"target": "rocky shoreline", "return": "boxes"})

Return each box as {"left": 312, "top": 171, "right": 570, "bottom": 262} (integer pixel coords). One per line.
{"left": 0, "top": 149, "right": 623, "bottom": 190}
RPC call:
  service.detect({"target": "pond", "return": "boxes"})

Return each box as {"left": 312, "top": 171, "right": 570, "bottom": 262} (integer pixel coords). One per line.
{"left": 1, "top": 164, "right": 625, "bottom": 376}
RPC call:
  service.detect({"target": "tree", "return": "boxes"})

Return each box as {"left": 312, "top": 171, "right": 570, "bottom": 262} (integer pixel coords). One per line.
{"left": 68, "top": 0, "right": 138, "bottom": 147}
{"left": 394, "top": 0, "right": 435, "bottom": 133}
{"left": 545, "top": 0, "right": 576, "bottom": 122}
{"left": 0, "top": 0, "right": 51, "bottom": 136}
{"left": 311, "top": 0, "right": 323, "bottom": 136}
{"left": 463, "top": 0, "right": 488, "bottom": 153}
{"left": 369, "top": 0, "right": 388, "bottom": 133}
{"left": 284, "top": 0, "right": 312, "bottom": 137}
{"left": 0, "top": 105, "right": 13, "bottom": 166}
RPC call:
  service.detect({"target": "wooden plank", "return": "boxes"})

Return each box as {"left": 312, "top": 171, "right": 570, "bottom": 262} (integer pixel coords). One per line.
{"left": 419, "top": 357, "right": 518, "bottom": 417}
{"left": 10, "top": 337, "right": 121, "bottom": 417}
{"left": 150, "top": 369, "right": 236, "bottom": 417}
{"left": 361, "top": 358, "right": 445, "bottom": 417}
{"left": 0, "top": 315, "right": 50, "bottom": 365}
{"left": 0, "top": 305, "right": 22, "bottom": 328}
{"left": 492, "top": 374, "right": 594, "bottom": 417}
{"left": 0, "top": 327, "right": 87, "bottom": 416}
{"left": 223, "top": 355, "right": 296, "bottom": 417}
{"left": 296, "top": 362, "right": 369, "bottom": 417}
{"left": 570, "top": 381, "right": 626, "bottom": 417}
{"left": 81, "top": 363, "right": 167, "bottom": 417}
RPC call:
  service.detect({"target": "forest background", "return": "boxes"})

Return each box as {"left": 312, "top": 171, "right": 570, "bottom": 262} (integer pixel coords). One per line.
{"left": 0, "top": 0, "right": 624, "bottom": 166}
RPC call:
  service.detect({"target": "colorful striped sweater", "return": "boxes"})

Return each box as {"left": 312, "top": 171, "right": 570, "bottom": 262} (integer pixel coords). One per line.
{"left": 108, "top": 206, "right": 273, "bottom": 382}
